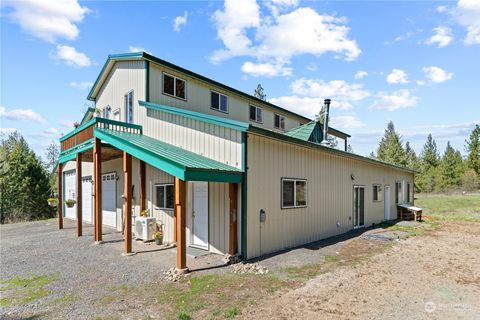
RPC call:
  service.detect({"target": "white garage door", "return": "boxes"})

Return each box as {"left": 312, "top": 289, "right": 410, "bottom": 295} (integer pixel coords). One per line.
{"left": 102, "top": 173, "right": 117, "bottom": 228}
{"left": 82, "top": 177, "right": 93, "bottom": 223}
{"left": 64, "top": 171, "right": 76, "bottom": 220}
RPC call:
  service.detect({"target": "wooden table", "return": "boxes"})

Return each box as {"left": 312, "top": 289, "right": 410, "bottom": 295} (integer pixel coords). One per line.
{"left": 397, "top": 204, "right": 423, "bottom": 221}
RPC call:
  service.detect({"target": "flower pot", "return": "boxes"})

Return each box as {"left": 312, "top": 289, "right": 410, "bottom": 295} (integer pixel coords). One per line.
{"left": 66, "top": 202, "right": 75, "bottom": 208}
{"left": 48, "top": 200, "right": 58, "bottom": 207}
{"left": 155, "top": 238, "right": 163, "bottom": 245}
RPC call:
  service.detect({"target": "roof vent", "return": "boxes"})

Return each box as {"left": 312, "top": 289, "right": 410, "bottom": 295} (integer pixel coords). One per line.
{"left": 320, "top": 99, "right": 331, "bottom": 146}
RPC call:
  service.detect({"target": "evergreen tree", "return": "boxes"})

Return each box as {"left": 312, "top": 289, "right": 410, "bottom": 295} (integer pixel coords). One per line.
{"left": 437, "top": 142, "right": 464, "bottom": 191}
{"left": 253, "top": 84, "right": 267, "bottom": 101}
{"left": 420, "top": 134, "right": 439, "bottom": 168}
{"left": 465, "top": 124, "right": 480, "bottom": 176}
{"left": 405, "top": 141, "right": 418, "bottom": 169}
{"left": 0, "top": 132, "right": 53, "bottom": 223}
{"left": 376, "top": 121, "right": 406, "bottom": 166}
{"left": 417, "top": 134, "right": 440, "bottom": 193}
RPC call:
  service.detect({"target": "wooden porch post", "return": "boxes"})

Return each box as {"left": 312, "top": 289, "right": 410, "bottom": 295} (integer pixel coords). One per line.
{"left": 94, "top": 138, "right": 102, "bottom": 242}
{"left": 123, "top": 152, "right": 132, "bottom": 254}
{"left": 140, "top": 160, "right": 146, "bottom": 212}
{"left": 229, "top": 183, "right": 238, "bottom": 255}
{"left": 175, "top": 177, "right": 187, "bottom": 270}
{"left": 58, "top": 163, "right": 63, "bottom": 230}
{"left": 76, "top": 153, "right": 83, "bottom": 237}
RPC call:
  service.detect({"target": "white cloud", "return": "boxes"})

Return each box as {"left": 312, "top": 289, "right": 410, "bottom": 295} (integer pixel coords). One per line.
{"left": 69, "top": 81, "right": 93, "bottom": 90}
{"left": 52, "top": 45, "right": 91, "bottom": 68}
{"left": 3, "top": 0, "right": 90, "bottom": 43}
{"left": 28, "top": 127, "right": 62, "bottom": 139}
{"left": 452, "top": 0, "right": 480, "bottom": 45}
{"left": 211, "top": 1, "right": 360, "bottom": 75}
{"left": 128, "top": 46, "right": 151, "bottom": 54}
{"left": 330, "top": 115, "right": 365, "bottom": 129}
{"left": 269, "top": 95, "right": 327, "bottom": 118}
{"left": 386, "top": 69, "right": 409, "bottom": 84}
{"left": 0, "top": 106, "right": 46, "bottom": 123}
{"left": 369, "top": 89, "right": 419, "bottom": 111}
{"left": 425, "top": 26, "right": 453, "bottom": 47}
{"left": 423, "top": 66, "right": 454, "bottom": 83}
{"left": 416, "top": 80, "right": 425, "bottom": 86}
{"left": 0, "top": 127, "right": 18, "bottom": 135}
{"left": 437, "top": 6, "right": 447, "bottom": 13}
{"left": 354, "top": 70, "right": 368, "bottom": 79}
{"left": 241, "top": 61, "right": 292, "bottom": 77}
{"left": 173, "top": 11, "right": 188, "bottom": 32}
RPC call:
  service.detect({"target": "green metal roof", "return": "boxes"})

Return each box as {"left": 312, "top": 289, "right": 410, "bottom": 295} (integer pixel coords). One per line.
{"left": 94, "top": 128, "right": 243, "bottom": 183}
{"left": 283, "top": 121, "right": 318, "bottom": 141}
{"left": 58, "top": 139, "right": 94, "bottom": 164}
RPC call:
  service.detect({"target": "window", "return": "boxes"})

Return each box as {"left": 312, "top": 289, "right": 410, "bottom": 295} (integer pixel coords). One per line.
{"left": 395, "top": 181, "right": 402, "bottom": 204}
{"left": 282, "top": 178, "right": 307, "bottom": 208}
{"left": 113, "top": 109, "right": 120, "bottom": 121}
{"left": 125, "top": 91, "right": 134, "bottom": 123}
{"left": 102, "top": 106, "right": 111, "bottom": 119}
{"left": 373, "top": 184, "right": 383, "bottom": 202}
{"left": 274, "top": 114, "right": 285, "bottom": 130}
{"left": 211, "top": 91, "right": 228, "bottom": 113}
{"left": 249, "top": 105, "right": 263, "bottom": 123}
{"left": 154, "top": 184, "right": 174, "bottom": 209}
{"left": 407, "top": 182, "right": 412, "bottom": 203}
{"left": 163, "top": 73, "right": 186, "bottom": 100}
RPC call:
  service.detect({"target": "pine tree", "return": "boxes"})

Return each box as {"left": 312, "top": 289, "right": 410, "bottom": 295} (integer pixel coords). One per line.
{"left": 253, "top": 84, "right": 267, "bottom": 101}
{"left": 420, "top": 134, "right": 439, "bottom": 168}
{"left": 437, "top": 142, "right": 464, "bottom": 191}
{"left": 376, "top": 121, "right": 406, "bottom": 166}
{"left": 417, "top": 134, "right": 440, "bottom": 193}
{"left": 465, "top": 124, "right": 480, "bottom": 176}
{"left": 405, "top": 141, "right": 418, "bottom": 169}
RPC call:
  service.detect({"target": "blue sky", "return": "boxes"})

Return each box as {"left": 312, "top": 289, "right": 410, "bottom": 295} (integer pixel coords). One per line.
{"left": 1, "top": 0, "right": 479, "bottom": 158}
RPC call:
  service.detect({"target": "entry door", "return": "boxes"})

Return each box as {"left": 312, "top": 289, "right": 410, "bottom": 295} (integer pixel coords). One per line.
{"left": 384, "top": 185, "right": 391, "bottom": 220}
{"left": 192, "top": 182, "right": 209, "bottom": 249}
{"left": 64, "top": 171, "right": 76, "bottom": 220}
{"left": 353, "top": 186, "right": 365, "bottom": 228}
{"left": 102, "top": 173, "right": 117, "bottom": 228}
{"left": 82, "top": 177, "right": 93, "bottom": 223}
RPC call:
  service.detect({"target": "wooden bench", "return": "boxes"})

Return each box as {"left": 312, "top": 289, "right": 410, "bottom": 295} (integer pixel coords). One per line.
{"left": 397, "top": 204, "right": 423, "bottom": 221}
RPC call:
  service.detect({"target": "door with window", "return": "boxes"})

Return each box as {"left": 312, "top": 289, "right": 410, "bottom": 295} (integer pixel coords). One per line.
{"left": 353, "top": 186, "right": 365, "bottom": 228}
{"left": 191, "top": 182, "right": 209, "bottom": 249}
{"left": 384, "top": 185, "right": 391, "bottom": 220}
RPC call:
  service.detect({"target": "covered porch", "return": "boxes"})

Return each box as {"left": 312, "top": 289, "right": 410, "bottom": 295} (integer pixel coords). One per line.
{"left": 57, "top": 117, "right": 242, "bottom": 271}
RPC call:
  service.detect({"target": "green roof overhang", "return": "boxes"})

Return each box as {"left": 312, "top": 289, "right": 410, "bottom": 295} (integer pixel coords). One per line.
{"left": 94, "top": 128, "right": 243, "bottom": 183}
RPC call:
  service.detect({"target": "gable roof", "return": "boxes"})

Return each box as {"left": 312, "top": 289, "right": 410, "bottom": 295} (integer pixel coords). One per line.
{"left": 284, "top": 120, "right": 351, "bottom": 143}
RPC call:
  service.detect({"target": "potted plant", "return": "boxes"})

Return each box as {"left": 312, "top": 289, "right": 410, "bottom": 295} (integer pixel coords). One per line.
{"left": 47, "top": 198, "right": 58, "bottom": 207}
{"left": 139, "top": 209, "right": 148, "bottom": 217}
{"left": 153, "top": 230, "right": 163, "bottom": 245}
{"left": 94, "top": 107, "right": 102, "bottom": 117}
{"left": 65, "top": 199, "right": 76, "bottom": 208}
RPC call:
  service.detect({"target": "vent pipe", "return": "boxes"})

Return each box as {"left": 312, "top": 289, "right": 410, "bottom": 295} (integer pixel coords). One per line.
{"left": 320, "top": 99, "right": 331, "bottom": 146}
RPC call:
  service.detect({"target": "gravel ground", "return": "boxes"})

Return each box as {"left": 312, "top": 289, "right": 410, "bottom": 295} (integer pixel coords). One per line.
{"left": 0, "top": 219, "right": 226, "bottom": 319}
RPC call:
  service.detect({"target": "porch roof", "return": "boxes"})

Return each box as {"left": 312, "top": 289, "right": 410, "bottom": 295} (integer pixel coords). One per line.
{"left": 94, "top": 128, "right": 243, "bottom": 183}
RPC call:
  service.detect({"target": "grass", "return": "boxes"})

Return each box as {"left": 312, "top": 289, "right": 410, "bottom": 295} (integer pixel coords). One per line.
{"left": 415, "top": 193, "right": 480, "bottom": 222}
{"left": 0, "top": 274, "right": 59, "bottom": 307}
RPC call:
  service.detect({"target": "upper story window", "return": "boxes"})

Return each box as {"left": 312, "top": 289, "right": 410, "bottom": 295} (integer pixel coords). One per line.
{"left": 125, "top": 91, "right": 134, "bottom": 123}
{"left": 282, "top": 178, "right": 307, "bottom": 208}
{"left": 274, "top": 114, "right": 285, "bottom": 130}
{"left": 102, "top": 106, "right": 111, "bottom": 119}
{"left": 211, "top": 91, "right": 228, "bottom": 113}
{"left": 163, "top": 73, "right": 186, "bottom": 100}
{"left": 373, "top": 184, "right": 383, "bottom": 202}
{"left": 113, "top": 108, "right": 120, "bottom": 121}
{"left": 249, "top": 105, "right": 263, "bottom": 123}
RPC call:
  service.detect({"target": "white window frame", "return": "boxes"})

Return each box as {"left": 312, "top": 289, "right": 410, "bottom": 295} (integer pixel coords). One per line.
{"left": 125, "top": 90, "right": 134, "bottom": 124}
{"left": 373, "top": 184, "right": 383, "bottom": 202}
{"left": 113, "top": 108, "right": 120, "bottom": 121}
{"left": 154, "top": 184, "right": 174, "bottom": 210}
{"left": 210, "top": 90, "right": 228, "bottom": 113}
{"left": 162, "top": 72, "right": 187, "bottom": 100}
{"left": 249, "top": 105, "right": 263, "bottom": 123}
{"left": 281, "top": 178, "right": 307, "bottom": 209}
{"left": 274, "top": 113, "right": 285, "bottom": 130}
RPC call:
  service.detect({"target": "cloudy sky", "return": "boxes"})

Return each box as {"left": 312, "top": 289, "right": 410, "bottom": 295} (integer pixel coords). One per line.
{"left": 1, "top": 0, "right": 479, "bottom": 157}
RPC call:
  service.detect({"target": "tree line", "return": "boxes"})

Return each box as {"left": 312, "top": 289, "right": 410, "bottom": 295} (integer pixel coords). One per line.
{"left": 371, "top": 121, "right": 480, "bottom": 193}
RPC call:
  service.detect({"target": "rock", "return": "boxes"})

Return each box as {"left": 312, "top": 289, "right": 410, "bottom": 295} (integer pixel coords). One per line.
{"left": 231, "top": 262, "right": 269, "bottom": 275}
{"left": 223, "top": 254, "right": 242, "bottom": 265}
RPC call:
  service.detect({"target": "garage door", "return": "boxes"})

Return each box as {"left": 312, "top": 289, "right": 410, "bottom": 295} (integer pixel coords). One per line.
{"left": 102, "top": 173, "right": 117, "bottom": 228}
{"left": 64, "top": 171, "right": 76, "bottom": 220}
{"left": 82, "top": 177, "right": 93, "bottom": 223}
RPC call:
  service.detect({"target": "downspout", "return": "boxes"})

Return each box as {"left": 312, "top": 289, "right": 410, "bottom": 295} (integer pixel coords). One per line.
{"left": 241, "top": 131, "right": 248, "bottom": 259}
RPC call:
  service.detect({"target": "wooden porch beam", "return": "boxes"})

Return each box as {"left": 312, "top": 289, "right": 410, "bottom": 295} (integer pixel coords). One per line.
{"left": 123, "top": 152, "right": 132, "bottom": 254}
{"left": 58, "top": 163, "right": 63, "bottom": 230}
{"left": 94, "top": 137, "right": 102, "bottom": 242}
{"left": 76, "top": 153, "right": 83, "bottom": 237}
{"left": 175, "top": 177, "right": 187, "bottom": 270}
{"left": 229, "top": 183, "right": 238, "bottom": 255}
{"left": 140, "top": 160, "right": 146, "bottom": 212}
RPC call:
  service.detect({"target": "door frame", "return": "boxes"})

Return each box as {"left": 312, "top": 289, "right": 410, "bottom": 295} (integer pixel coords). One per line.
{"left": 353, "top": 185, "right": 365, "bottom": 229}
{"left": 101, "top": 171, "right": 117, "bottom": 228}
{"left": 384, "top": 185, "right": 391, "bottom": 220}
{"left": 190, "top": 181, "right": 209, "bottom": 250}
{"left": 63, "top": 169, "right": 76, "bottom": 220}
{"left": 82, "top": 176, "right": 93, "bottom": 223}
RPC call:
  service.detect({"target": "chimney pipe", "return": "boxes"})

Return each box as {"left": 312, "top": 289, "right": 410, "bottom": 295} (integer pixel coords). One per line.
{"left": 320, "top": 99, "right": 331, "bottom": 146}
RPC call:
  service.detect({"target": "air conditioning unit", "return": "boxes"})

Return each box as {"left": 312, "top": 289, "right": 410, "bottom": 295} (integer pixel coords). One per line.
{"left": 134, "top": 217, "right": 157, "bottom": 242}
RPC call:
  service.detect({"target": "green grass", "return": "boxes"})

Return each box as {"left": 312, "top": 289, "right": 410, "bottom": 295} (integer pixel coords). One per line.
{"left": 0, "top": 274, "right": 59, "bottom": 307}
{"left": 416, "top": 194, "right": 480, "bottom": 222}
{"left": 224, "top": 307, "right": 240, "bottom": 318}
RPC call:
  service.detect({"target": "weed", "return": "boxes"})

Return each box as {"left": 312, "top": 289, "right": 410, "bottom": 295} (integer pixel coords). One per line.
{"left": 177, "top": 311, "right": 191, "bottom": 320}
{"left": 225, "top": 307, "right": 240, "bottom": 318}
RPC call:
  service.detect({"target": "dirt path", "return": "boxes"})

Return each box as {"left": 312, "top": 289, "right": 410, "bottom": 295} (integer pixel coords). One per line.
{"left": 241, "top": 221, "right": 480, "bottom": 319}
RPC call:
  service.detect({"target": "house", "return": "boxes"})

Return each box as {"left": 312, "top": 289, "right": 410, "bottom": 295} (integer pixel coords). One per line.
{"left": 57, "top": 52, "right": 414, "bottom": 270}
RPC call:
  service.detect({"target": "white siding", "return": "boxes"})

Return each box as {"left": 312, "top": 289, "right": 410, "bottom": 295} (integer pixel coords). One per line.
{"left": 246, "top": 133, "right": 414, "bottom": 259}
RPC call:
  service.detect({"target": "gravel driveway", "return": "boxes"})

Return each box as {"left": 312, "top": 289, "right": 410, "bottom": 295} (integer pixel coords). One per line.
{"left": 0, "top": 219, "right": 226, "bottom": 319}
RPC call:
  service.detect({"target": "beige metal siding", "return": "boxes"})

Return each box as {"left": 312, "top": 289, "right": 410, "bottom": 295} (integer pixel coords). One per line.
{"left": 246, "top": 133, "right": 414, "bottom": 259}
{"left": 148, "top": 63, "right": 304, "bottom": 131}
{"left": 208, "top": 182, "right": 229, "bottom": 254}
{"left": 96, "top": 60, "right": 146, "bottom": 124}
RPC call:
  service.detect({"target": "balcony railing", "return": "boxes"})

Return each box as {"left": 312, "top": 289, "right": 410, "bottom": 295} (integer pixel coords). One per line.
{"left": 60, "top": 117, "right": 142, "bottom": 152}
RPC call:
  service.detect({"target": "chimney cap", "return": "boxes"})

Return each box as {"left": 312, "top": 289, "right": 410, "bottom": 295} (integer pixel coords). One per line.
{"left": 324, "top": 98, "right": 331, "bottom": 104}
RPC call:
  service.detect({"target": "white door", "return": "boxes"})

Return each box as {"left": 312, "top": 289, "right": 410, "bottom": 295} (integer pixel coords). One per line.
{"left": 384, "top": 185, "right": 391, "bottom": 220}
{"left": 64, "top": 171, "right": 76, "bottom": 220}
{"left": 192, "top": 182, "right": 209, "bottom": 249}
{"left": 82, "top": 177, "right": 93, "bottom": 223}
{"left": 102, "top": 173, "right": 117, "bottom": 228}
